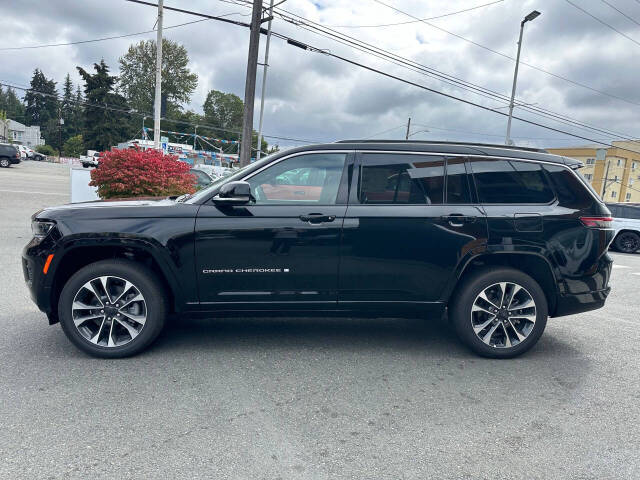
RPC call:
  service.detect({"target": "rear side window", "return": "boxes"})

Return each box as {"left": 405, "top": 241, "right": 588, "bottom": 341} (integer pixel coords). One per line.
{"left": 545, "top": 164, "right": 594, "bottom": 209}
{"left": 470, "top": 159, "right": 555, "bottom": 204}
{"left": 359, "top": 153, "right": 445, "bottom": 204}
{"left": 446, "top": 157, "right": 472, "bottom": 204}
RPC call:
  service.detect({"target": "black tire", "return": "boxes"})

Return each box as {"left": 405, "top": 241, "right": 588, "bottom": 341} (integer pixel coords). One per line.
{"left": 0, "top": 157, "right": 10, "bottom": 168}
{"left": 450, "top": 267, "right": 548, "bottom": 358}
{"left": 614, "top": 231, "right": 640, "bottom": 254}
{"left": 58, "top": 259, "right": 166, "bottom": 358}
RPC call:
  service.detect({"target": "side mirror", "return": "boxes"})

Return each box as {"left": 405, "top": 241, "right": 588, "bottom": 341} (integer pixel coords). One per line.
{"left": 213, "top": 181, "right": 253, "bottom": 205}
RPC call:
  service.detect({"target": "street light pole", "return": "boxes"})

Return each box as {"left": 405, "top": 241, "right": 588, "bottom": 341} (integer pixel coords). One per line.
{"left": 505, "top": 10, "right": 540, "bottom": 146}
{"left": 256, "top": 0, "right": 275, "bottom": 162}
{"left": 193, "top": 125, "right": 198, "bottom": 150}
{"left": 153, "top": 0, "right": 164, "bottom": 151}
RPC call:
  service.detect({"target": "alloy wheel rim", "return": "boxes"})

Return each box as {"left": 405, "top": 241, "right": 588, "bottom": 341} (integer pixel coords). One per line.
{"left": 0, "top": 159, "right": 8, "bottom": 167}
{"left": 470, "top": 282, "right": 536, "bottom": 349}
{"left": 620, "top": 233, "right": 639, "bottom": 252}
{"left": 71, "top": 276, "right": 147, "bottom": 347}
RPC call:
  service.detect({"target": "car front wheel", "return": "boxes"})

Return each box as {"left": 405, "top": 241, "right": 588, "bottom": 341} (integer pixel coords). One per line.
{"left": 58, "top": 260, "right": 166, "bottom": 358}
{"left": 450, "top": 267, "right": 548, "bottom": 358}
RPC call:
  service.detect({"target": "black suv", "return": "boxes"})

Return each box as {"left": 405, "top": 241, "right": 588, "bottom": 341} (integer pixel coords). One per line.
{"left": 0, "top": 143, "right": 21, "bottom": 167}
{"left": 23, "top": 141, "right": 614, "bottom": 358}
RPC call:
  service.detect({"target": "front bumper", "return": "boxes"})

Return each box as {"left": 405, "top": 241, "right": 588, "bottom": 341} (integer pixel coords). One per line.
{"left": 22, "top": 233, "right": 61, "bottom": 322}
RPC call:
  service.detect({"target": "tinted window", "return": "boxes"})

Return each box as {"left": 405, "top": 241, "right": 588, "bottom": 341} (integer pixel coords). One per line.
{"left": 446, "top": 158, "right": 471, "bottom": 204}
{"left": 470, "top": 159, "right": 555, "bottom": 204}
{"left": 359, "top": 154, "right": 444, "bottom": 204}
{"left": 618, "top": 205, "right": 640, "bottom": 219}
{"left": 247, "top": 153, "right": 347, "bottom": 204}
{"left": 545, "top": 164, "right": 595, "bottom": 209}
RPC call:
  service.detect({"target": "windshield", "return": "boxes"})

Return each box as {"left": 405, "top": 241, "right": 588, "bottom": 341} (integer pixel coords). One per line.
{"left": 185, "top": 153, "right": 277, "bottom": 204}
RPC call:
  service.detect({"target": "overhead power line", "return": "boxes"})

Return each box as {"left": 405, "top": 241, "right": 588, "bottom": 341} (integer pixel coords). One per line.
{"left": 600, "top": 0, "right": 640, "bottom": 27}
{"left": 327, "top": 0, "right": 504, "bottom": 28}
{"left": 370, "top": 0, "right": 640, "bottom": 108}
{"left": 0, "top": 13, "right": 247, "bottom": 52}
{"left": 565, "top": 0, "right": 640, "bottom": 47}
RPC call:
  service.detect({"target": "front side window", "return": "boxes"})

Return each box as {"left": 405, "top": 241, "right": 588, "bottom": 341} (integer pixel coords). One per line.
{"left": 358, "top": 153, "right": 445, "bottom": 204}
{"left": 247, "top": 153, "right": 347, "bottom": 205}
{"left": 470, "top": 159, "right": 555, "bottom": 204}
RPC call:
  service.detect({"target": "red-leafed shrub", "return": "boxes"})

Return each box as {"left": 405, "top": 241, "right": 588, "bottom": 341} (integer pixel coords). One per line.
{"left": 89, "top": 148, "right": 196, "bottom": 199}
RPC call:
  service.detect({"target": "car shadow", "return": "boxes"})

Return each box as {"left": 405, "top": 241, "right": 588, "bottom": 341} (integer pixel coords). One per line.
{"left": 149, "top": 315, "right": 581, "bottom": 361}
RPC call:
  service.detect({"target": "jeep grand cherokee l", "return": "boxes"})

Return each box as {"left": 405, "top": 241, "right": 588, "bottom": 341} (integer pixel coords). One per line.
{"left": 23, "top": 141, "right": 614, "bottom": 358}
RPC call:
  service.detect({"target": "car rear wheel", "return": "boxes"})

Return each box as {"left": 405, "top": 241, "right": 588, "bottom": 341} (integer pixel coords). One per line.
{"left": 614, "top": 231, "right": 640, "bottom": 254}
{"left": 58, "top": 260, "right": 166, "bottom": 358}
{"left": 450, "top": 267, "right": 548, "bottom": 358}
{"left": 0, "top": 157, "right": 10, "bottom": 168}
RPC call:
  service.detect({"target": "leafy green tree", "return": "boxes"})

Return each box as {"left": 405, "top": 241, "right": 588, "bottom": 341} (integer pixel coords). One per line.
{"left": 118, "top": 39, "right": 198, "bottom": 116}
{"left": 36, "top": 144, "right": 57, "bottom": 155}
{"left": 62, "top": 134, "right": 84, "bottom": 157}
{"left": 202, "top": 89, "right": 274, "bottom": 157}
{"left": 202, "top": 90, "right": 243, "bottom": 139}
{"left": 24, "top": 69, "right": 60, "bottom": 148}
{"left": 0, "top": 86, "right": 26, "bottom": 123}
{"left": 73, "top": 84, "right": 84, "bottom": 134}
{"left": 77, "top": 60, "right": 131, "bottom": 151}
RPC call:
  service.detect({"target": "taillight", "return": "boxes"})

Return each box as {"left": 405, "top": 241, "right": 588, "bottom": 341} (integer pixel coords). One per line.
{"left": 580, "top": 216, "right": 613, "bottom": 228}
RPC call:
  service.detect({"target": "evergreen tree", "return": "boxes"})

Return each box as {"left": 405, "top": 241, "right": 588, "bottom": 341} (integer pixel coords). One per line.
{"left": 60, "top": 73, "right": 76, "bottom": 143}
{"left": 0, "top": 86, "right": 26, "bottom": 124}
{"left": 77, "top": 60, "right": 130, "bottom": 151}
{"left": 24, "top": 69, "right": 59, "bottom": 147}
{"left": 73, "top": 84, "right": 84, "bottom": 136}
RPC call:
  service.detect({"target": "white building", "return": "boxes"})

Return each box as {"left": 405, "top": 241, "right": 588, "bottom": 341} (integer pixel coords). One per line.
{"left": 7, "top": 119, "right": 45, "bottom": 147}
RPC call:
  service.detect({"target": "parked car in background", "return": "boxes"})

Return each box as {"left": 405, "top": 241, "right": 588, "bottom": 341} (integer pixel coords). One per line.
{"left": 606, "top": 203, "right": 640, "bottom": 253}
{"left": 0, "top": 143, "right": 21, "bottom": 167}
{"left": 23, "top": 141, "right": 614, "bottom": 359}
{"left": 81, "top": 150, "right": 102, "bottom": 168}
{"left": 32, "top": 151, "right": 47, "bottom": 161}
{"left": 189, "top": 168, "right": 214, "bottom": 189}
{"left": 16, "top": 145, "right": 33, "bottom": 159}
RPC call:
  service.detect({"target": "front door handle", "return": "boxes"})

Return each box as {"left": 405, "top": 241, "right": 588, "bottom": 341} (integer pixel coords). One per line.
{"left": 441, "top": 214, "right": 475, "bottom": 227}
{"left": 299, "top": 213, "right": 336, "bottom": 224}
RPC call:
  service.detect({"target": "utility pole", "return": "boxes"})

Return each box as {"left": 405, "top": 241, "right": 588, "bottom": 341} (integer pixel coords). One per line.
{"left": 239, "top": 0, "right": 263, "bottom": 167}
{"left": 153, "top": 0, "right": 164, "bottom": 151}
{"left": 505, "top": 10, "right": 540, "bottom": 146}
{"left": 602, "top": 160, "right": 611, "bottom": 200}
{"left": 256, "top": 0, "right": 275, "bottom": 162}
{"left": 193, "top": 125, "right": 198, "bottom": 150}
{"left": 405, "top": 117, "right": 411, "bottom": 140}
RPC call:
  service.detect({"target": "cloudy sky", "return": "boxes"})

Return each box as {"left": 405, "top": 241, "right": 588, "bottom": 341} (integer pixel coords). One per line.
{"left": 1, "top": 0, "right": 639, "bottom": 150}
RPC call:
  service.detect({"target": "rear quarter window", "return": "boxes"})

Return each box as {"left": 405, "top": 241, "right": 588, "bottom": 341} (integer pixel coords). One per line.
{"left": 545, "top": 164, "right": 595, "bottom": 209}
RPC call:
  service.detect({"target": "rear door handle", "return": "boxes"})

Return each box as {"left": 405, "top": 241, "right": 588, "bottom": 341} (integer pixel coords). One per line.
{"left": 441, "top": 214, "right": 475, "bottom": 227}
{"left": 299, "top": 213, "right": 336, "bottom": 224}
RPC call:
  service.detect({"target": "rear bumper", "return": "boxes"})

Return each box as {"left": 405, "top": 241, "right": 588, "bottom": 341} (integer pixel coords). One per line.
{"left": 553, "top": 287, "right": 610, "bottom": 317}
{"left": 552, "top": 252, "right": 613, "bottom": 317}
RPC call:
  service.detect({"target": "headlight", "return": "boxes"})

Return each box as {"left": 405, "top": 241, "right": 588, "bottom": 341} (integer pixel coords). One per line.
{"left": 31, "top": 220, "right": 55, "bottom": 239}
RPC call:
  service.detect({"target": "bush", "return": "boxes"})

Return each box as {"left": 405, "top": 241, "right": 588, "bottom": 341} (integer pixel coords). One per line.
{"left": 89, "top": 148, "right": 196, "bottom": 199}
{"left": 62, "top": 134, "right": 84, "bottom": 157}
{"left": 36, "top": 144, "right": 57, "bottom": 156}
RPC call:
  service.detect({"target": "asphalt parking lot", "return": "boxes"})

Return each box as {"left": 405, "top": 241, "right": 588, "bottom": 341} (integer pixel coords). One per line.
{"left": 1, "top": 160, "right": 639, "bottom": 479}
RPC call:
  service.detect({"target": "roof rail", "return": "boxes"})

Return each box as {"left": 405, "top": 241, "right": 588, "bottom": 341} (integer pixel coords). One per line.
{"left": 334, "top": 139, "right": 548, "bottom": 153}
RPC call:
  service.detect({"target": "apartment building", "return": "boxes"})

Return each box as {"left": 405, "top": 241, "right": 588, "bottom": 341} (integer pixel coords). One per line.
{"left": 547, "top": 141, "right": 640, "bottom": 203}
